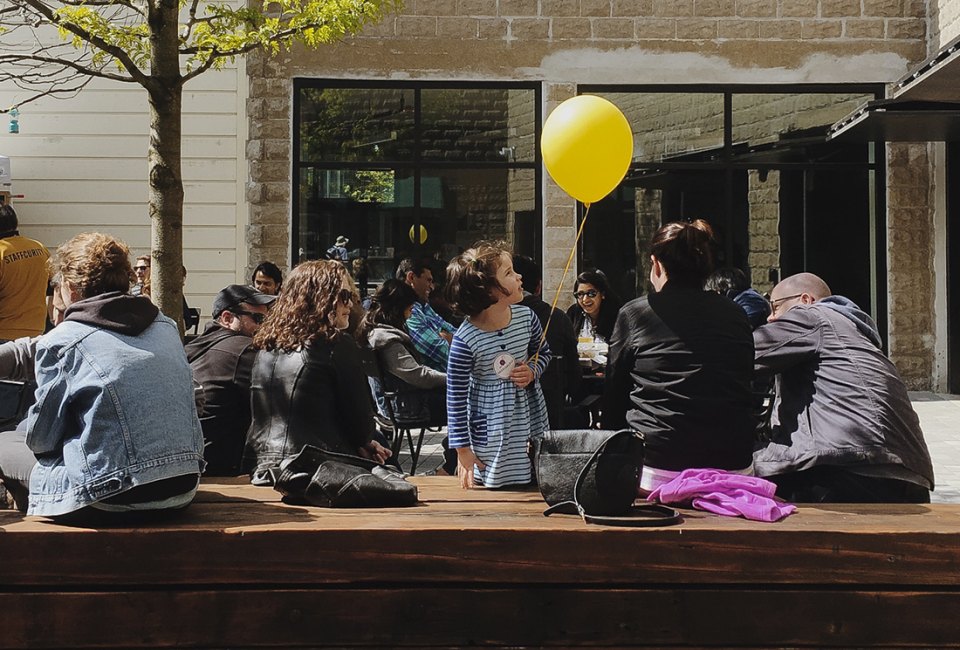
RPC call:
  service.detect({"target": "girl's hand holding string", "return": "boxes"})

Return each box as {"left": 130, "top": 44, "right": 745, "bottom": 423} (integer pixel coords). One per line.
{"left": 510, "top": 362, "right": 535, "bottom": 389}
{"left": 456, "top": 447, "right": 486, "bottom": 489}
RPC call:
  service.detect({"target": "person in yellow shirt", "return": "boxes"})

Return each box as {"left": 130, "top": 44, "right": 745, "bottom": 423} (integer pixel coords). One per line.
{"left": 0, "top": 205, "right": 49, "bottom": 341}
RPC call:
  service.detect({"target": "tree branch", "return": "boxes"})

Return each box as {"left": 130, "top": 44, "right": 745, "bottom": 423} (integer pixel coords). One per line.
{"left": 15, "top": 0, "right": 152, "bottom": 87}
{"left": 0, "top": 52, "right": 137, "bottom": 83}
{"left": 0, "top": 79, "right": 92, "bottom": 113}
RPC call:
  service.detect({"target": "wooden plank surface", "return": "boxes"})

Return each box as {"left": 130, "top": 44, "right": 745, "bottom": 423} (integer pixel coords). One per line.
{"left": 3, "top": 588, "right": 960, "bottom": 648}
{"left": 2, "top": 478, "right": 960, "bottom": 588}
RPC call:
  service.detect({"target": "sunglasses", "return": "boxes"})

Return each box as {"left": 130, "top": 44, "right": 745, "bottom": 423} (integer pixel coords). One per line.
{"left": 574, "top": 289, "right": 600, "bottom": 300}
{"left": 233, "top": 310, "right": 266, "bottom": 324}
{"left": 337, "top": 288, "right": 357, "bottom": 305}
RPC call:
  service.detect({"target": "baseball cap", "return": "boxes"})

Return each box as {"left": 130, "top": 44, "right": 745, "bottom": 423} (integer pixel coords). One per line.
{"left": 212, "top": 284, "right": 277, "bottom": 319}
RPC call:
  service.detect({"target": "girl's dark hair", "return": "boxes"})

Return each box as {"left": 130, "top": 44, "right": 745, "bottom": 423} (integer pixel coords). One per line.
{"left": 571, "top": 270, "right": 621, "bottom": 341}
{"left": 444, "top": 241, "right": 510, "bottom": 318}
{"left": 358, "top": 279, "right": 419, "bottom": 339}
{"left": 252, "top": 261, "right": 283, "bottom": 287}
{"left": 254, "top": 260, "right": 354, "bottom": 352}
{"left": 649, "top": 219, "right": 716, "bottom": 288}
{"left": 705, "top": 267, "right": 749, "bottom": 297}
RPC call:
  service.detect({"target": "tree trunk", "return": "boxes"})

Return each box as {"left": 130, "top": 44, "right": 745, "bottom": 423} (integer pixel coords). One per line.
{"left": 146, "top": 0, "right": 185, "bottom": 332}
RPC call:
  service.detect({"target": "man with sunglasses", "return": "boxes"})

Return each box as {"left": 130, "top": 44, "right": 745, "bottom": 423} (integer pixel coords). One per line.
{"left": 185, "top": 285, "right": 276, "bottom": 475}
{"left": 753, "top": 272, "right": 934, "bottom": 503}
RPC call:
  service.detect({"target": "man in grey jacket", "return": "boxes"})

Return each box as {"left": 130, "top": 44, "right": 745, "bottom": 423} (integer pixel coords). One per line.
{"left": 754, "top": 272, "right": 934, "bottom": 503}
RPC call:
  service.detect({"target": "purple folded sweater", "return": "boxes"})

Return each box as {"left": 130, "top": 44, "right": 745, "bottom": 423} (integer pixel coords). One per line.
{"left": 646, "top": 468, "right": 797, "bottom": 522}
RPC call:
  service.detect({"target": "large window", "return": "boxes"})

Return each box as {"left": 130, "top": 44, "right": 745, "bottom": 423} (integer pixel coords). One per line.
{"left": 294, "top": 81, "right": 541, "bottom": 288}
{"left": 578, "top": 84, "right": 886, "bottom": 334}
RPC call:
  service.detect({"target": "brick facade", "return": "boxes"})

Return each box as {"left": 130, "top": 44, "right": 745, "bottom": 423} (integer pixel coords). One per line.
{"left": 246, "top": 0, "right": 945, "bottom": 385}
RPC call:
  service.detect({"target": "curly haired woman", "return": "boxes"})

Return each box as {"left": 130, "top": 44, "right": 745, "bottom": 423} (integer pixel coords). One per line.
{"left": 243, "top": 260, "right": 391, "bottom": 483}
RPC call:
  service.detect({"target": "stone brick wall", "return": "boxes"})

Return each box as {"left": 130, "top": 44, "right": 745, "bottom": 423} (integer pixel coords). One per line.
{"left": 887, "top": 143, "right": 936, "bottom": 388}
{"left": 247, "top": 51, "right": 293, "bottom": 277}
{"left": 747, "top": 169, "right": 781, "bottom": 293}
{"left": 358, "top": 0, "right": 927, "bottom": 44}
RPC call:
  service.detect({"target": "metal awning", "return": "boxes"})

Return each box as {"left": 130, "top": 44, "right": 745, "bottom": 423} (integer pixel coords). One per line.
{"left": 828, "top": 99, "right": 960, "bottom": 142}
{"left": 894, "top": 33, "right": 960, "bottom": 102}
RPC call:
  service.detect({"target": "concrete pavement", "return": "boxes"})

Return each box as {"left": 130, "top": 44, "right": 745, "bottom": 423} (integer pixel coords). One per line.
{"left": 911, "top": 392, "right": 960, "bottom": 503}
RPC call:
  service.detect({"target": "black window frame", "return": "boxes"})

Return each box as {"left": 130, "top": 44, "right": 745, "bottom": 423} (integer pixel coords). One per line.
{"left": 292, "top": 79, "right": 543, "bottom": 268}
{"left": 578, "top": 83, "right": 887, "bottom": 342}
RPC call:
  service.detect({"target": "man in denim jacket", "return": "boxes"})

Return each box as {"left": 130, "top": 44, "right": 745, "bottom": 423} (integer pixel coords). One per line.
{"left": 0, "top": 233, "right": 204, "bottom": 520}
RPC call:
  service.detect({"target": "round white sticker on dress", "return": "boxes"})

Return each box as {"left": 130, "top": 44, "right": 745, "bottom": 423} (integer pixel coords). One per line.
{"left": 493, "top": 352, "right": 516, "bottom": 379}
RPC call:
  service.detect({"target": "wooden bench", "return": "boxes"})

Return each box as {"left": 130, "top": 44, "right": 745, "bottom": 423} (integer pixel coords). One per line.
{"left": 2, "top": 477, "right": 959, "bottom": 648}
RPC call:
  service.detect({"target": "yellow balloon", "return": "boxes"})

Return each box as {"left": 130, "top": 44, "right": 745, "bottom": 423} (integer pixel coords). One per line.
{"left": 408, "top": 224, "right": 428, "bottom": 244}
{"left": 541, "top": 95, "right": 634, "bottom": 204}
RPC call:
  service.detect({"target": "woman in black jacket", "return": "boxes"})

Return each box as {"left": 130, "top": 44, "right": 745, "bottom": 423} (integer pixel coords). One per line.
{"left": 243, "top": 260, "right": 390, "bottom": 483}
{"left": 565, "top": 270, "right": 621, "bottom": 343}
{"left": 602, "top": 220, "right": 756, "bottom": 493}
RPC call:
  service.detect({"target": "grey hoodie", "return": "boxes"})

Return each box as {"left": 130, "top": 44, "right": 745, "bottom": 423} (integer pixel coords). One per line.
{"left": 753, "top": 296, "right": 934, "bottom": 489}
{"left": 366, "top": 324, "right": 445, "bottom": 390}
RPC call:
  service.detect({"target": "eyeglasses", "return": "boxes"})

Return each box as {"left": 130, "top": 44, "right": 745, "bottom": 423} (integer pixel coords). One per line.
{"left": 337, "top": 288, "right": 357, "bottom": 305}
{"left": 768, "top": 293, "right": 803, "bottom": 314}
{"left": 574, "top": 289, "right": 600, "bottom": 300}
{"left": 233, "top": 310, "right": 266, "bottom": 324}
{"left": 134, "top": 266, "right": 149, "bottom": 271}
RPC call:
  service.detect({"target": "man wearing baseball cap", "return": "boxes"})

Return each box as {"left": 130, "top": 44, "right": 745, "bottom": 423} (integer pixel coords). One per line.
{"left": 185, "top": 284, "right": 277, "bottom": 475}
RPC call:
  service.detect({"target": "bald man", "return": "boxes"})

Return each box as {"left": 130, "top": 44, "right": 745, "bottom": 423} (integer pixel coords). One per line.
{"left": 753, "top": 273, "right": 934, "bottom": 503}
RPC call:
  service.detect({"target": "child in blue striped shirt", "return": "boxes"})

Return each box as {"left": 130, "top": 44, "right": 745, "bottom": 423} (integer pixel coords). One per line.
{"left": 444, "top": 242, "right": 551, "bottom": 489}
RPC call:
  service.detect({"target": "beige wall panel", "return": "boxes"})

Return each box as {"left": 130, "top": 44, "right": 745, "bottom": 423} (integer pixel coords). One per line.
{"left": 931, "top": 0, "right": 960, "bottom": 50}
{"left": 0, "top": 60, "right": 247, "bottom": 311}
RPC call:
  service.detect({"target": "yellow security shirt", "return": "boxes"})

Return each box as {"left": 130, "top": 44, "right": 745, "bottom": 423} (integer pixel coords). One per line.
{"left": 0, "top": 234, "right": 50, "bottom": 340}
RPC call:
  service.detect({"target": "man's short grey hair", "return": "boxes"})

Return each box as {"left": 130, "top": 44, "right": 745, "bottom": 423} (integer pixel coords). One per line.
{"left": 776, "top": 272, "right": 832, "bottom": 301}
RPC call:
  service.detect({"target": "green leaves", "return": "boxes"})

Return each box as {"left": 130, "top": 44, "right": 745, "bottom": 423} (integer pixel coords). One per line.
{"left": 11, "top": 0, "right": 402, "bottom": 81}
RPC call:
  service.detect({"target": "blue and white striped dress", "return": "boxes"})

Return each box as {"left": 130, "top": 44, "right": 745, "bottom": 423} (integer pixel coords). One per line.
{"left": 446, "top": 304, "right": 551, "bottom": 488}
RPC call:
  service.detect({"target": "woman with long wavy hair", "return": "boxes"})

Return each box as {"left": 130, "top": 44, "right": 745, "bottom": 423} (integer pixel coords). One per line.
{"left": 243, "top": 260, "right": 390, "bottom": 483}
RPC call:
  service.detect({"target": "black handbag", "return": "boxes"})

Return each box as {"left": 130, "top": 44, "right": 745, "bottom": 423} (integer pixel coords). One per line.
{"left": 0, "top": 380, "right": 36, "bottom": 430}
{"left": 272, "top": 444, "right": 419, "bottom": 508}
{"left": 531, "top": 429, "right": 681, "bottom": 527}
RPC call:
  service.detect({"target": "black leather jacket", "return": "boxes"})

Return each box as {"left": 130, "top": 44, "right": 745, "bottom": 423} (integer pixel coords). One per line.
{"left": 244, "top": 333, "right": 376, "bottom": 483}
{"left": 602, "top": 283, "right": 757, "bottom": 471}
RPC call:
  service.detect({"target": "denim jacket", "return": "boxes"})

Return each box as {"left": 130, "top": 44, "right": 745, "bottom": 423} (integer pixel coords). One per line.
{"left": 25, "top": 293, "right": 205, "bottom": 516}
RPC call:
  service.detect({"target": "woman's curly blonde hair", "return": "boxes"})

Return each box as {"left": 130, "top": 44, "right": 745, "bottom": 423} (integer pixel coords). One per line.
{"left": 49, "top": 232, "right": 133, "bottom": 299}
{"left": 253, "top": 260, "right": 355, "bottom": 352}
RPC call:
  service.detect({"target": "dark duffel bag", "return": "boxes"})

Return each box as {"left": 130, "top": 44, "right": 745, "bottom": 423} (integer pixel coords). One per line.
{"left": 531, "top": 429, "right": 681, "bottom": 527}
{"left": 272, "top": 444, "right": 418, "bottom": 508}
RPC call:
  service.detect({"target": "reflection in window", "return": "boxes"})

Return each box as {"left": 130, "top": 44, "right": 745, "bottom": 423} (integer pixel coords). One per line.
{"left": 299, "top": 87, "right": 415, "bottom": 163}
{"left": 294, "top": 82, "right": 540, "bottom": 275}
{"left": 599, "top": 92, "right": 724, "bottom": 163}
{"left": 731, "top": 93, "right": 873, "bottom": 147}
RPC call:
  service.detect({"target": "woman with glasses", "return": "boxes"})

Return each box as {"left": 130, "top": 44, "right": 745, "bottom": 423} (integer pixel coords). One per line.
{"left": 603, "top": 220, "right": 756, "bottom": 494}
{"left": 243, "top": 260, "right": 391, "bottom": 484}
{"left": 565, "top": 270, "right": 621, "bottom": 344}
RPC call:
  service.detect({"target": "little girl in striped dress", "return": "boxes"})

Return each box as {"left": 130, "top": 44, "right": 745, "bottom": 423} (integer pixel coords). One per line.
{"left": 444, "top": 242, "right": 551, "bottom": 489}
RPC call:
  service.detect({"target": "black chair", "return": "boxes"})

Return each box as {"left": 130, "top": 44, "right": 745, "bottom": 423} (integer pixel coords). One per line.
{"left": 368, "top": 351, "right": 444, "bottom": 475}
{"left": 0, "top": 380, "right": 36, "bottom": 430}
{"left": 184, "top": 307, "right": 201, "bottom": 335}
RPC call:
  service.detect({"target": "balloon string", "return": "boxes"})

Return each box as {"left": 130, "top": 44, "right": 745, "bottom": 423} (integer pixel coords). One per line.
{"left": 530, "top": 202, "right": 591, "bottom": 371}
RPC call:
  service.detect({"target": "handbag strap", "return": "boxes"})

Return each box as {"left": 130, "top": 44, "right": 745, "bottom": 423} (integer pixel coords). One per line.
{"left": 544, "top": 430, "right": 681, "bottom": 527}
